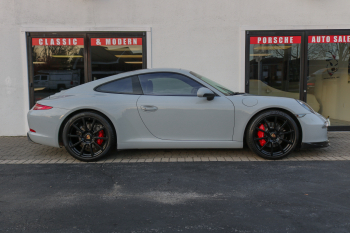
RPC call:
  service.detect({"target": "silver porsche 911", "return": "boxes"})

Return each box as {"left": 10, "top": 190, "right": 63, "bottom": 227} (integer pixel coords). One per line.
{"left": 27, "top": 68, "right": 329, "bottom": 161}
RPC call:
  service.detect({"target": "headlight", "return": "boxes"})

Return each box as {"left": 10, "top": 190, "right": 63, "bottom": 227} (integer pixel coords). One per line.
{"left": 296, "top": 100, "right": 316, "bottom": 114}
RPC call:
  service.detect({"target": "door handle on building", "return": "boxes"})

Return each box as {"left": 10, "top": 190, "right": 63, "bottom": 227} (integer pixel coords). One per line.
{"left": 140, "top": 105, "right": 158, "bottom": 112}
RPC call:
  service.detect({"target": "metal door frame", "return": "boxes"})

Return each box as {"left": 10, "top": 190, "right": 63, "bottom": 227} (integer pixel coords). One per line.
{"left": 245, "top": 30, "right": 350, "bottom": 131}
{"left": 26, "top": 31, "right": 147, "bottom": 108}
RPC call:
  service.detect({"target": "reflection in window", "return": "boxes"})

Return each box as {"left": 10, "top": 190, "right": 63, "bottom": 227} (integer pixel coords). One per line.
{"left": 90, "top": 38, "right": 143, "bottom": 80}
{"left": 138, "top": 72, "right": 203, "bottom": 96}
{"left": 248, "top": 36, "right": 301, "bottom": 101}
{"left": 307, "top": 35, "right": 350, "bottom": 126}
{"left": 32, "top": 38, "right": 84, "bottom": 103}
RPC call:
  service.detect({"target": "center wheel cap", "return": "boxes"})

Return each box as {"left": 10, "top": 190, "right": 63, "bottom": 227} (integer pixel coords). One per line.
{"left": 84, "top": 133, "right": 92, "bottom": 142}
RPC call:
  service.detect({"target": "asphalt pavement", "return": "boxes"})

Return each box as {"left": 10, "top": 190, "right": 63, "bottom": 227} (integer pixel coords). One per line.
{"left": 1, "top": 161, "right": 350, "bottom": 232}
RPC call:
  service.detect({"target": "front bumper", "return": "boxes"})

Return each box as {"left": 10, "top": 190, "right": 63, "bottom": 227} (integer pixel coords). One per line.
{"left": 297, "top": 113, "right": 328, "bottom": 144}
{"left": 301, "top": 140, "right": 330, "bottom": 149}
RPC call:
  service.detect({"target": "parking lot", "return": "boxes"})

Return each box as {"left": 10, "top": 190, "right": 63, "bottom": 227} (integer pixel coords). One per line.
{"left": 1, "top": 132, "right": 350, "bottom": 232}
{"left": 0, "top": 132, "right": 349, "bottom": 163}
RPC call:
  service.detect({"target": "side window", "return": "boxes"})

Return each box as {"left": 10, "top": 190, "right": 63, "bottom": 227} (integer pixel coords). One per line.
{"left": 138, "top": 72, "right": 204, "bottom": 96}
{"left": 34, "top": 75, "right": 40, "bottom": 81}
{"left": 41, "top": 75, "right": 48, "bottom": 80}
{"left": 95, "top": 76, "right": 143, "bottom": 94}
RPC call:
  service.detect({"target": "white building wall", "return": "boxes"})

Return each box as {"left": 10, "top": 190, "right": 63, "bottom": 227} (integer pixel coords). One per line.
{"left": 1, "top": 0, "right": 350, "bottom": 136}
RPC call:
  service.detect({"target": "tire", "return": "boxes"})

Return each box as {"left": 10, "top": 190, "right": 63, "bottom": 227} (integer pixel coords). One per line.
{"left": 62, "top": 112, "right": 116, "bottom": 162}
{"left": 246, "top": 110, "right": 299, "bottom": 160}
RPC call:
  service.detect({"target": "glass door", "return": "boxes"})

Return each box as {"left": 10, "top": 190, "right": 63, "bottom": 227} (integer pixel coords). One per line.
{"left": 87, "top": 33, "right": 146, "bottom": 81}
{"left": 307, "top": 33, "right": 350, "bottom": 129}
{"left": 246, "top": 31, "right": 306, "bottom": 106}
{"left": 28, "top": 32, "right": 87, "bottom": 107}
{"left": 27, "top": 32, "right": 147, "bottom": 108}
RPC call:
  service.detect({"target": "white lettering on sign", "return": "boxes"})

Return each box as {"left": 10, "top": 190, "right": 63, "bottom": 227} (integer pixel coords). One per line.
{"left": 32, "top": 38, "right": 84, "bottom": 46}
{"left": 308, "top": 35, "right": 350, "bottom": 43}
{"left": 250, "top": 36, "right": 301, "bottom": 44}
{"left": 90, "top": 38, "right": 142, "bottom": 46}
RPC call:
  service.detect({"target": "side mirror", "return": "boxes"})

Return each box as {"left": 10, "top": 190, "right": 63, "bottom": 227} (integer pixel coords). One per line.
{"left": 197, "top": 87, "right": 215, "bottom": 101}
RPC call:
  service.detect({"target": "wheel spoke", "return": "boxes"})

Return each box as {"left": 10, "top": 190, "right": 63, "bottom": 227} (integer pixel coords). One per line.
{"left": 279, "top": 120, "right": 288, "bottom": 131}
{"left": 256, "top": 128, "right": 269, "bottom": 135}
{"left": 278, "top": 143, "right": 285, "bottom": 153}
{"left": 263, "top": 119, "right": 271, "bottom": 131}
{"left": 89, "top": 144, "right": 93, "bottom": 157}
{"left": 259, "top": 141, "right": 269, "bottom": 151}
{"left": 82, "top": 118, "right": 88, "bottom": 132}
{"left": 274, "top": 116, "right": 277, "bottom": 129}
{"left": 93, "top": 127, "right": 105, "bottom": 134}
{"left": 70, "top": 140, "right": 83, "bottom": 148}
{"left": 72, "top": 124, "right": 83, "bottom": 133}
{"left": 68, "top": 134, "right": 79, "bottom": 138}
{"left": 93, "top": 142, "right": 104, "bottom": 151}
{"left": 91, "top": 119, "right": 96, "bottom": 131}
{"left": 280, "top": 138, "right": 293, "bottom": 144}
{"left": 254, "top": 137, "right": 268, "bottom": 141}
{"left": 94, "top": 137, "right": 108, "bottom": 140}
{"left": 270, "top": 142, "right": 274, "bottom": 156}
{"left": 279, "top": 130, "right": 294, "bottom": 135}
{"left": 79, "top": 144, "right": 86, "bottom": 155}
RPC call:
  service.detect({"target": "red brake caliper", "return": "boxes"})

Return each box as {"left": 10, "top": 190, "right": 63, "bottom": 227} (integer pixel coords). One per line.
{"left": 96, "top": 130, "right": 104, "bottom": 145}
{"left": 257, "top": 124, "right": 266, "bottom": 146}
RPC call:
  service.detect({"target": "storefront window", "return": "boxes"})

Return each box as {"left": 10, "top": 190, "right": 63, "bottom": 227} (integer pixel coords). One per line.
{"left": 31, "top": 38, "right": 85, "bottom": 102}
{"left": 307, "top": 35, "right": 350, "bottom": 126}
{"left": 248, "top": 36, "right": 301, "bottom": 100}
{"left": 90, "top": 38, "right": 143, "bottom": 80}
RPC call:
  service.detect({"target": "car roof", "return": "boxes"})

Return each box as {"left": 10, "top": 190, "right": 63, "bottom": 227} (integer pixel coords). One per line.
{"left": 118, "top": 68, "right": 192, "bottom": 77}
{"left": 61, "top": 68, "right": 195, "bottom": 94}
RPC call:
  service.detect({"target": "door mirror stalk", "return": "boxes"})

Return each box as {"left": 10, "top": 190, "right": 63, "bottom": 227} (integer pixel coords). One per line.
{"left": 197, "top": 87, "right": 215, "bottom": 101}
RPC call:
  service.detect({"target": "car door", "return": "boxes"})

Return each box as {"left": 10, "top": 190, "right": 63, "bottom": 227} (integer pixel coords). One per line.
{"left": 136, "top": 72, "right": 235, "bottom": 141}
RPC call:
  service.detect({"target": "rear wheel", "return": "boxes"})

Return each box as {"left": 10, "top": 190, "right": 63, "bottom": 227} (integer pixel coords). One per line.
{"left": 62, "top": 112, "right": 116, "bottom": 162}
{"left": 246, "top": 110, "right": 299, "bottom": 160}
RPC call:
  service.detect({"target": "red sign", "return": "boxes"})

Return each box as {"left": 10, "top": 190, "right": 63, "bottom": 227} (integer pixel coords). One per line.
{"left": 308, "top": 35, "right": 350, "bottom": 43}
{"left": 250, "top": 36, "right": 301, "bottom": 44}
{"left": 32, "top": 38, "right": 84, "bottom": 46}
{"left": 91, "top": 38, "right": 142, "bottom": 46}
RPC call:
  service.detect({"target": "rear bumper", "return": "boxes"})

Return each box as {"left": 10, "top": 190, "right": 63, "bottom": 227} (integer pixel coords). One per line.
{"left": 301, "top": 140, "right": 330, "bottom": 149}
{"left": 27, "top": 133, "right": 37, "bottom": 144}
{"left": 27, "top": 107, "right": 70, "bottom": 148}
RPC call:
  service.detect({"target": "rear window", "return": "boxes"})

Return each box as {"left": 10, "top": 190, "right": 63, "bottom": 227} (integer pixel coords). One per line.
{"left": 95, "top": 76, "right": 143, "bottom": 94}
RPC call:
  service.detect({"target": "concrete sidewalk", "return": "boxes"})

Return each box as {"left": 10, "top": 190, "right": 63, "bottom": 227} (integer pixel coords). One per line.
{"left": 0, "top": 132, "right": 349, "bottom": 164}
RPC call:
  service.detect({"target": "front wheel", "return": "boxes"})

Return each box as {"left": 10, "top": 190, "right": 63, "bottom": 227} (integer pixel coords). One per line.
{"left": 246, "top": 110, "right": 299, "bottom": 160}
{"left": 62, "top": 112, "right": 116, "bottom": 162}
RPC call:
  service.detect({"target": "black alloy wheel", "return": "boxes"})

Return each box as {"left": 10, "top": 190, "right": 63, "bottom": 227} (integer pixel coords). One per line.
{"left": 246, "top": 110, "right": 299, "bottom": 160}
{"left": 62, "top": 112, "right": 116, "bottom": 161}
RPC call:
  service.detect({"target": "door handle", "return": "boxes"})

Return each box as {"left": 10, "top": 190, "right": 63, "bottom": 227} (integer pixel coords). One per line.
{"left": 140, "top": 105, "right": 158, "bottom": 112}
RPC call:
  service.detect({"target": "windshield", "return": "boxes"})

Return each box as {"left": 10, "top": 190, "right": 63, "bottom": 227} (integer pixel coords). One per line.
{"left": 190, "top": 71, "right": 235, "bottom": 96}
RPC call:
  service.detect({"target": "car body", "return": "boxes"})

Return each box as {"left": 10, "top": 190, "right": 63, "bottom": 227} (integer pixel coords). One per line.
{"left": 27, "top": 68, "right": 329, "bottom": 161}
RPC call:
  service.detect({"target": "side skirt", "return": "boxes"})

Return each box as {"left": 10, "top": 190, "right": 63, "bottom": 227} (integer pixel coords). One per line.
{"left": 117, "top": 140, "right": 243, "bottom": 150}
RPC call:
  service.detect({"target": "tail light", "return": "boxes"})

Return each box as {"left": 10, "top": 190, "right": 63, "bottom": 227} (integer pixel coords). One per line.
{"left": 30, "top": 129, "right": 36, "bottom": 133}
{"left": 33, "top": 103, "right": 53, "bottom": 110}
{"left": 70, "top": 81, "right": 73, "bottom": 85}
